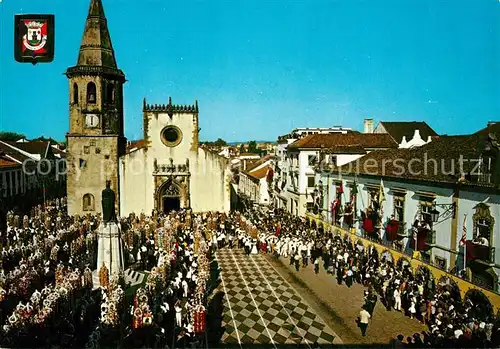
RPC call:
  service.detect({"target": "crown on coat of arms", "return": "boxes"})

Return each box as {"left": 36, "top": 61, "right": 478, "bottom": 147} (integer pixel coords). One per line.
{"left": 26, "top": 21, "right": 44, "bottom": 29}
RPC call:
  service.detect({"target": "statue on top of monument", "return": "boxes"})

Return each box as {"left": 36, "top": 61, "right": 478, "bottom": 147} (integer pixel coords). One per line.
{"left": 102, "top": 180, "right": 117, "bottom": 224}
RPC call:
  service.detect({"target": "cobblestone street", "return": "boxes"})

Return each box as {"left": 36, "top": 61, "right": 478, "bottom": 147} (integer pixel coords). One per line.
{"left": 214, "top": 248, "right": 342, "bottom": 346}
{"left": 213, "top": 247, "right": 427, "bottom": 346}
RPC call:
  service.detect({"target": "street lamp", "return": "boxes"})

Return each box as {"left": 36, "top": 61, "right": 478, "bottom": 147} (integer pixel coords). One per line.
{"left": 430, "top": 203, "right": 456, "bottom": 223}
{"left": 430, "top": 208, "right": 440, "bottom": 224}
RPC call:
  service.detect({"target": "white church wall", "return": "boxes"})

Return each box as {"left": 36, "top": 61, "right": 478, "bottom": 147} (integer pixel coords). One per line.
{"left": 119, "top": 108, "right": 230, "bottom": 215}
{"left": 119, "top": 148, "right": 148, "bottom": 216}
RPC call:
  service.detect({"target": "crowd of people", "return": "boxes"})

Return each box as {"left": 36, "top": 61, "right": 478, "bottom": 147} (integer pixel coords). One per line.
{"left": 2, "top": 197, "right": 500, "bottom": 348}
{"left": 0, "top": 198, "right": 249, "bottom": 348}
{"left": 233, "top": 206, "right": 500, "bottom": 347}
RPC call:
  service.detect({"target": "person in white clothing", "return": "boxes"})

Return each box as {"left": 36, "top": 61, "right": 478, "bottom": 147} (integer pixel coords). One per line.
{"left": 358, "top": 306, "right": 371, "bottom": 336}
{"left": 394, "top": 288, "right": 401, "bottom": 311}
{"left": 182, "top": 279, "right": 189, "bottom": 297}
{"left": 174, "top": 303, "right": 182, "bottom": 327}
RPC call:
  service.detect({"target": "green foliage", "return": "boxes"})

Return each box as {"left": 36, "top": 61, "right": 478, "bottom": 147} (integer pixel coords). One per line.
{"left": 0, "top": 132, "right": 26, "bottom": 142}
{"left": 200, "top": 138, "right": 227, "bottom": 147}
{"left": 34, "top": 136, "right": 59, "bottom": 145}
{"left": 239, "top": 144, "right": 245, "bottom": 153}
{"left": 247, "top": 140, "right": 258, "bottom": 153}
{"left": 213, "top": 138, "right": 227, "bottom": 146}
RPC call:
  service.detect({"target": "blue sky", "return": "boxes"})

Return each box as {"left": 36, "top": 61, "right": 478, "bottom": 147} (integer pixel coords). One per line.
{"left": 0, "top": 0, "right": 499, "bottom": 142}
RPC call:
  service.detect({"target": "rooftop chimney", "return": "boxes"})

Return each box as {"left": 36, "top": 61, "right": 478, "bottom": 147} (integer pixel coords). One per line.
{"left": 364, "top": 119, "right": 374, "bottom": 134}
{"left": 413, "top": 129, "right": 423, "bottom": 141}
{"left": 399, "top": 136, "right": 408, "bottom": 148}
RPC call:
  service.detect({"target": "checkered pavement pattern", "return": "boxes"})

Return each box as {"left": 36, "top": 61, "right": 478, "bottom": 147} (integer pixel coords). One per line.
{"left": 214, "top": 249, "right": 341, "bottom": 345}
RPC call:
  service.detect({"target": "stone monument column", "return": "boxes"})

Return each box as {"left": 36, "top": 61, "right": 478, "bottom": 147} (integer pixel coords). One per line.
{"left": 96, "top": 181, "right": 124, "bottom": 280}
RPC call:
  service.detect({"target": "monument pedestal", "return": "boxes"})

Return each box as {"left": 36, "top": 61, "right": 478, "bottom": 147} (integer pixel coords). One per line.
{"left": 96, "top": 222, "right": 125, "bottom": 278}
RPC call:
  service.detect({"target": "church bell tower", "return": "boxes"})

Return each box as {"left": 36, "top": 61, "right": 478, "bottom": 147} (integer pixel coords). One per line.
{"left": 65, "top": 0, "right": 126, "bottom": 216}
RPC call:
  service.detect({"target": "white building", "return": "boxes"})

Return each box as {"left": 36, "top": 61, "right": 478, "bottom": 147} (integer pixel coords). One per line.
{"left": 277, "top": 131, "right": 397, "bottom": 217}
{"left": 238, "top": 159, "right": 273, "bottom": 207}
{"left": 317, "top": 127, "right": 500, "bottom": 292}
{"left": 119, "top": 99, "right": 232, "bottom": 216}
{"left": 272, "top": 127, "right": 353, "bottom": 213}
{"left": 0, "top": 140, "right": 66, "bottom": 214}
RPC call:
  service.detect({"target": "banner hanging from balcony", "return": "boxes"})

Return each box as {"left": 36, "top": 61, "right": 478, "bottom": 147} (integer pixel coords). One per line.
{"left": 465, "top": 241, "right": 490, "bottom": 262}
{"left": 362, "top": 217, "right": 374, "bottom": 234}
{"left": 385, "top": 219, "right": 400, "bottom": 241}
{"left": 410, "top": 227, "right": 428, "bottom": 251}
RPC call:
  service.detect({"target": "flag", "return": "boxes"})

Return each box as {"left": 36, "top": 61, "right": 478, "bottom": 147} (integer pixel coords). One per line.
{"left": 460, "top": 215, "right": 467, "bottom": 246}
{"left": 351, "top": 181, "right": 358, "bottom": 203}
{"left": 331, "top": 200, "right": 337, "bottom": 224}
{"left": 337, "top": 182, "right": 344, "bottom": 194}
{"left": 378, "top": 179, "right": 385, "bottom": 205}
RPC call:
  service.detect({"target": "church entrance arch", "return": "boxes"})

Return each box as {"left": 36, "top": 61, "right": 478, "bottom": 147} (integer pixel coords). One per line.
{"left": 158, "top": 180, "right": 181, "bottom": 214}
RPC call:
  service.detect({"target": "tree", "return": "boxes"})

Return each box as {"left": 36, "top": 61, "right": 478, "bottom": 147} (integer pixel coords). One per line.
{"left": 34, "top": 136, "right": 59, "bottom": 145}
{"left": 247, "top": 140, "right": 258, "bottom": 154}
{"left": 213, "top": 138, "right": 227, "bottom": 147}
{"left": 0, "top": 132, "right": 26, "bottom": 142}
{"left": 239, "top": 144, "right": 245, "bottom": 153}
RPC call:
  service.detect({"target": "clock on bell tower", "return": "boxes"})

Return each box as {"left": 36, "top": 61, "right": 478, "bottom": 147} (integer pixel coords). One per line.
{"left": 64, "top": 0, "right": 127, "bottom": 216}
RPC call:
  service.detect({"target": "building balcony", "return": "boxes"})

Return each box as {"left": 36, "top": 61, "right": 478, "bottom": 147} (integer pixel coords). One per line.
{"left": 467, "top": 242, "right": 496, "bottom": 265}
{"left": 305, "top": 212, "right": 500, "bottom": 297}
{"left": 395, "top": 222, "right": 407, "bottom": 239}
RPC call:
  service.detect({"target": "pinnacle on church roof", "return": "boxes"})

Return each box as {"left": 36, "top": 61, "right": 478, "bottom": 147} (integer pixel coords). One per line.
{"left": 143, "top": 97, "right": 199, "bottom": 114}
{"left": 73, "top": 0, "right": 119, "bottom": 70}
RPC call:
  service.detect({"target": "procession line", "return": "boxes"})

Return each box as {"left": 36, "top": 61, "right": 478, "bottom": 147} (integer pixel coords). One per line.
{"left": 249, "top": 252, "right": 313, "bottom": 348}
{"left": 260, "top": 253, "right": 343, "bottom": 344}
{"left": 215, "top": 251, "right": 243, "bottom": 348}
{"left": 228, "top": 248, "right": 278, "bottom": 349}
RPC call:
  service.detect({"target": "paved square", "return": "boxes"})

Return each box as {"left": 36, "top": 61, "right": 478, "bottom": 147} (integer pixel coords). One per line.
{"left": 214, "top": 248, "right": 342, "bottom": 345}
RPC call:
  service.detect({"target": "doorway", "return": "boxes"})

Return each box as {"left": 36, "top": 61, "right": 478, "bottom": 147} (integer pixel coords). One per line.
{"left": 163, "top": 196, "right": 180, "bottom": 213}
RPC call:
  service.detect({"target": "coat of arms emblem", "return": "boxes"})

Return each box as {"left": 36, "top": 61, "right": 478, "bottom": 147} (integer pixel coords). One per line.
{"left": 23, "top": 21, "right": 47, "bottom": 52}
{"left": 14, "top": 14, "right": 55, "bottom": 64}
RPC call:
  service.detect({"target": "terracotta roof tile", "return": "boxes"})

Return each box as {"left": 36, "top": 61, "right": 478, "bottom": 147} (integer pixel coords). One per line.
{"left": 0, "top": 142, "right": 31, "bottom": 163}
{"left": 288, "top": 133, "right": 397, "bottom": 151}
{"left": 379, "top": 121, "right": 438, "bottom": 143}
{"left": 3, "top": 140, "right": 50, "bottom": 157}
{"left": 334, "top": 133, "right": 495, "bottom": 185}
{"left": 248, "top": 165, "right": 270, "bottom": 179}
{"left": 126, "top": 139, "right": 147, "bottom": 153}
{"left": 0, "top": 158, "right": 19, "bottom": 168}
{"left": 475, "top": 122, "right": 500, "bottom": 135}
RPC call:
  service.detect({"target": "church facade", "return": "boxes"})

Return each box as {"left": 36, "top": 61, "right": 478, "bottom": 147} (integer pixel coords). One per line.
{"left": 66, "top": 0, "right": 231, "bottom": 217}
